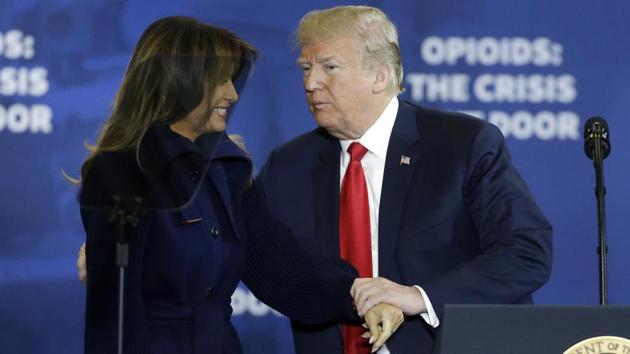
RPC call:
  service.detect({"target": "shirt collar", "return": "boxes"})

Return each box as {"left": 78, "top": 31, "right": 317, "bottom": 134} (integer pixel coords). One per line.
{"left": 339, "top": 96, "right": 399, "bottom": 159}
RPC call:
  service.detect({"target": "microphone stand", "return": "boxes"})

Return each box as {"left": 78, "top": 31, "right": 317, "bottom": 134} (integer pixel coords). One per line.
{"left": 109, "top": 195, "right": 142, "bottom": 354}
{"left": 590, "top": 125, "right": 608, "bottom": 306}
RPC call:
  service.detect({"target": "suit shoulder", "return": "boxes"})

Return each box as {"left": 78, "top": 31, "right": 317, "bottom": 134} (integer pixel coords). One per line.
{"left": 269, "top": 127, "right": 334, "bottom": 161}
{"left": 401, "top": 100, "right": 503, "bottom": 144}
{"left": 409, "top": 102, "right": 484, "bottom": 131}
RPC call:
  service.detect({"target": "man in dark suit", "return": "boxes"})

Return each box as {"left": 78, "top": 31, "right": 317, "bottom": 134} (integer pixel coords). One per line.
{"left": 255, "top": 5, "right": 552, "bottom": 354}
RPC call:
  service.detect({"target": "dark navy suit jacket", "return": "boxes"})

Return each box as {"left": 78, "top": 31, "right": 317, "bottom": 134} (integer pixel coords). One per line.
{"left": 256, "top": 100, "right": 553, "bottom": 354}
{"left": 82, "top": 125, "right": 357, "bottom": 354}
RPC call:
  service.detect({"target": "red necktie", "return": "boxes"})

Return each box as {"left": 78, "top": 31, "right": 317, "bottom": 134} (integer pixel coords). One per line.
{"left": 339, "top": 142, "right": 372, "bottom": 354}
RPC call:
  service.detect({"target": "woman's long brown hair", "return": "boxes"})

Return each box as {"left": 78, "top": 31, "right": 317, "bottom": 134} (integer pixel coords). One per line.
{"left": 81, "top": 16, "right": 257, "bottom": 179}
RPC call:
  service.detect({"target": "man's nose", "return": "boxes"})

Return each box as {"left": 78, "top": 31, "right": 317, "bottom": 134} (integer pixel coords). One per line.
{"left": 304, "top": 67, "right": 323, "bottom": 92}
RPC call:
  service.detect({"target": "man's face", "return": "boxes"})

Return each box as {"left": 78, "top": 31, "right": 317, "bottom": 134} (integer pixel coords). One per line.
{"left": 297, "top": 37, "right": 376, "bottom": 140}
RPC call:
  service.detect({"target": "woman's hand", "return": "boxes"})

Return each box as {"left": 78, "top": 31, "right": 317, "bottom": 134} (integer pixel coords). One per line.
{"left": 362, "top": 303, "right": 404, "bottom": 352}
{"left": 77, "top": 242, "right": 87, "bottom": 285}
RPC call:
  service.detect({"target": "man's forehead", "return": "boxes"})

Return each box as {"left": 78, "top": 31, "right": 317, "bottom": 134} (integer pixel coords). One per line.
{"left": 297, "top": 39, "right": 355, "bottom": 62}
{"left": 297, "top": 53, "right": 338, "bottom": 63}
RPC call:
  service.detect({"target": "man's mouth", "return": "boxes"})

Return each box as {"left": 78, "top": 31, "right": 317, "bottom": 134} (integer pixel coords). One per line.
{"left": 311, "top": 101, "right": 329, "bottom": 110}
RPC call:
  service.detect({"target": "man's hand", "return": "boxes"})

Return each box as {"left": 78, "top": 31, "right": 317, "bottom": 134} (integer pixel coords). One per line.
{"left": 362, "top": 303, "right": 404, "bottom": 353}
{"left": 77, "top": 242, "right": 87, "bottom": 285}
{"left": 352, "top": 277, "right": 426, "bottom": 317}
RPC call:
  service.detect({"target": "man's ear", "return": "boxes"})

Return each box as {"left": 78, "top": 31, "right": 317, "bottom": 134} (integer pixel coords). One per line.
{"left": 372, "top": 65, "right": 391, "bottom": 94}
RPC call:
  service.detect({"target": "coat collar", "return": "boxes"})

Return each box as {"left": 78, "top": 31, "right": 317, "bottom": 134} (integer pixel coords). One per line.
{"left": 137, "top": 124, "right": 252, "bottom": 211}
{"left": 139, "top": 124, "right": 251, "bottom": 175}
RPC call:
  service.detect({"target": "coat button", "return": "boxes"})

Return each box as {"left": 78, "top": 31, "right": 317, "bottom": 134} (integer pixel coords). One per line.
{"left": 190, "top": 170, "right": 200, "bottom": 181}
{"left": 210, "top": 226, "right": 220, "bottom": 238}
{"left": 207, "top": 287, "right": 213, "bottom": 296}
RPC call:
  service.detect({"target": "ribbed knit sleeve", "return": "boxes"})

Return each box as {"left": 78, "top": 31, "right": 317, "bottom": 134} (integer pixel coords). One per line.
{"left": 82, "top": 207, "right": 150, "bottom": 354}
{"left": 81, "top": 154, "right": 150, "bottom": 354}
{"left": 241, "top": 183, "right": 359, "bottom": 324}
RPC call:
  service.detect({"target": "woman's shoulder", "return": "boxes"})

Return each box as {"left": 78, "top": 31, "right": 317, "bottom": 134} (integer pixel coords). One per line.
{"left": 80, "top": 150, "right": 146, "bottom": 207}
{"left": 87, "top": 150, "right": 144, "bottom": 184}
{"left": 91, "top": 149, "right": 137, "bottom": 169}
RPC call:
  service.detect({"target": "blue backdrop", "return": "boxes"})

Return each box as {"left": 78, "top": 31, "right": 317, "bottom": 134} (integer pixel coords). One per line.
{"left": 1, "top": 1, "right": 629, "bottom": 353}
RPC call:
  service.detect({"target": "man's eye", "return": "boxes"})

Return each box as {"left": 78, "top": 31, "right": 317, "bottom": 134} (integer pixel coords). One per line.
{"left": 300, "top": 66, "right": 311, "bottom": 73}
{"left": 325, "top": 65, "right": 337, "bottom": 71}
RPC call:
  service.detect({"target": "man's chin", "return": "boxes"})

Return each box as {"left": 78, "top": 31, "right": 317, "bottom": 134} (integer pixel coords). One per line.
{"left": 313, "top": 120, "right": 349, "bottom": 139}
{"left": 313, "top": 112, "right": 336, "bottom": 127}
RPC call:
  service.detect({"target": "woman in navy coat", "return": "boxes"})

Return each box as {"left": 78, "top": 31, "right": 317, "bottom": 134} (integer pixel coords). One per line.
{"left": 80, "top": 16, "right": 401, "bottom": 354}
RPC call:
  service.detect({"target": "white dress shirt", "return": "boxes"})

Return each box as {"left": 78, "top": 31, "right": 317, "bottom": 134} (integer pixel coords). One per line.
{"left": 339, "top": 97, "right": 439, "bottom": 353}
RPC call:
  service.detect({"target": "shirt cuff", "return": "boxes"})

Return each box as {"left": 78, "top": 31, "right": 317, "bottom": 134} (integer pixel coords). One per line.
{"left": 413, "top": 285, "right": 440, "bottom": 328}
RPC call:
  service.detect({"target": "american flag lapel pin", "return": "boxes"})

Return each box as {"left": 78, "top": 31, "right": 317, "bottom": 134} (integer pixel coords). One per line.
{"left": 400, "top": 155, "right": 411, "bottom": 165}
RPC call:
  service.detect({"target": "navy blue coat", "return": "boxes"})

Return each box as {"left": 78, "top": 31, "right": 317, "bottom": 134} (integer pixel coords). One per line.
{"left": 81, "top": 125, "right": 358, "bottom": 354}
{"left": 256, "top": 101, "right": 553, "bottom": 354}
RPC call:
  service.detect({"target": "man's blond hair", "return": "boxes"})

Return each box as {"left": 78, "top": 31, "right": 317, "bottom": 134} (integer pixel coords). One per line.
{"left": 294, "top": 5, "right": 404, "bottom": 94}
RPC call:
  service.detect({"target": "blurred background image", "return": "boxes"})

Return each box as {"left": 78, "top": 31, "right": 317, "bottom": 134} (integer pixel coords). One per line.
{"left": 1, "top": 1, "right": 629, "bottom": 353}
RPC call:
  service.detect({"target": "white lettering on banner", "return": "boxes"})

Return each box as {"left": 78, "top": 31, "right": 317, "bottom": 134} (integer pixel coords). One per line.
{"left": 421, "top": 36, "right": 562, "bottom": 66}
{"left": 463, "top": 110, "right": 580, "bottom": 140}
{"left": 0, "top": 67, "right": 49, "bottom": 96}
{"left": 407, "top": 73, "right": 577, "bottom": 104}
{"left": 406, "top": 73, "right": 470, "bottom": 102}
{"left": 0, "top": 104, "right": 53, "bottom": 133}
{"left": 0, "top": 30, "right": 35, "bottom": 60}
{"left": 231, "top": 287, "right": 283, "bottom": 318}
{"left": 473, "top": 74, "right": 576, "bottom": 103}
{"left": 0, "top": 29, "right": 52, "bottom": 134}
{"left": 410, "top": 36, "right": 579, "bottom": 141}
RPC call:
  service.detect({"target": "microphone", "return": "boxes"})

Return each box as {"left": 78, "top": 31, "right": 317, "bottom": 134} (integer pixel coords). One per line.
{"left": 582, "top": 116, "right": 611, "bottom": 306}
{"left": 583, "top": 116, "right": 611, "bottom": 160}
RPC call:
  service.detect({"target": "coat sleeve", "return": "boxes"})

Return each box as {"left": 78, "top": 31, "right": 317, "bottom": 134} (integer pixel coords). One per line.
{"left": 421, "top": 123, "right": 553, "bottom": 319}
{"left": 81, "top": 160, "right": 150, "bottom": 354}
{"left": 240, "top": 181, "right": 359, "bottom": 324}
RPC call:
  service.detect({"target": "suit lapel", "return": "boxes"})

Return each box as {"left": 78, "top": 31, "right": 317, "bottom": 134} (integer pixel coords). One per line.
{"left": 379, "top": 101, "right": 424, "bottom": 268}
{"left": 312, "top": 135, "right": 342, "bottom": 259}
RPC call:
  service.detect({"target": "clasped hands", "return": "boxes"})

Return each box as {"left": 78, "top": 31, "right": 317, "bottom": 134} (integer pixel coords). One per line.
{"left": 77, "top": 244, "right": 416, "bottom": 353}
{"left": 352, "top": 277, "right": 427, "bottom": 353}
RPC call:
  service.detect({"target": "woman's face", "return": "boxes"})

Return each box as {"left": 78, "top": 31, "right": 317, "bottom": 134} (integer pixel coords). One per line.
{"left": 170, "top": 79, "right": 238, "bottom": 141}
{"left": 204, "top": 79, "right": 239, "bottom": 133}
